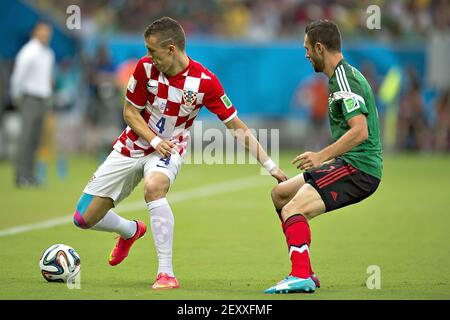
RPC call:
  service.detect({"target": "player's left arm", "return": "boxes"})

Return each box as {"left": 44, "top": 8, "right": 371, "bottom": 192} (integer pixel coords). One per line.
{"left": 225, "top": 116, "right": 288, "bottom": 183}
{"left": 293, "top": 114, "right": 368, "bottom": 170}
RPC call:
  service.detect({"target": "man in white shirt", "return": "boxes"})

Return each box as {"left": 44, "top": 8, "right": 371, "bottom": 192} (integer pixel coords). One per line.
{"left": 10, "top": 22, "right": 55, "bottom": 187}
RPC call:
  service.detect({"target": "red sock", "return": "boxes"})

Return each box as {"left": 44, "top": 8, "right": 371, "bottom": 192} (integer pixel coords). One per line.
{"left": 284, "top": 214, "right": 312, "bottom": 279}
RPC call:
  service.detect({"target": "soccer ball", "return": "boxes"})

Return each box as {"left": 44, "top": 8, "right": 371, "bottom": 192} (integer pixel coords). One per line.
{"left": 39, "top": 244, "right": 80, "bottom": 283}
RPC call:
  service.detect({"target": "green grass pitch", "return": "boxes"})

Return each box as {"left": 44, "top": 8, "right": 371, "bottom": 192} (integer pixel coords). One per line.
{"left": 0, "top": 151, "right": 449, "bottom": 299}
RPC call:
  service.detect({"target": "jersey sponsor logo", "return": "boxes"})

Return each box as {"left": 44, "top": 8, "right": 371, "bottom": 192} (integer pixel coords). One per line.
{"left": 183, "top": 89, "right": 198, "bottom": 107}
{"left": 127, "top": 76, "right": 137, "bottom": 93}
{"left": 220, "top": 94, "right": 232, "bottom": 109}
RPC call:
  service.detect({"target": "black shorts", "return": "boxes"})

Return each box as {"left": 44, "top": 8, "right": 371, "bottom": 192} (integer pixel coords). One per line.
{"left": 303, "top": 157, "right": 380, "bottom": 212}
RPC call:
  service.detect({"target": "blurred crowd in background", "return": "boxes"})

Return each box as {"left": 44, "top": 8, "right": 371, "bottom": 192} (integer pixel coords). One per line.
{"left": 0, "top": 0, "right": 449, "bottom": 185}
{"left": 32, "top": 0, "right": 450, "bottom": 42}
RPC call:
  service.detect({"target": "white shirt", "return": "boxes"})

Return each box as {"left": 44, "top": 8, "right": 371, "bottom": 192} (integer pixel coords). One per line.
{"left": 10, "top": 38, "right": 55, "bottom": 99}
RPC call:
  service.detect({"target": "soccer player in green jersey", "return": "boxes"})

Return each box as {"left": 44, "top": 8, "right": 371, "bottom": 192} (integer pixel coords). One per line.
{"left": 265, "top": 20, "right": 382, "bottom": 294}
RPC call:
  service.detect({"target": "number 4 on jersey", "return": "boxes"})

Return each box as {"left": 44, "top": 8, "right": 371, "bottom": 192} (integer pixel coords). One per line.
{"left": 156, "top": 117, "right": 166, "bottom": 134}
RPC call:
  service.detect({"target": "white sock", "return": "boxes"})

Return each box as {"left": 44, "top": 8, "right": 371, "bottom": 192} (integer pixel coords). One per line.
{"left": 91, "top": 210, "right": 137, "bottom": 239}
{"left": 148, "top": 198, "right": 174, "bottom": 277}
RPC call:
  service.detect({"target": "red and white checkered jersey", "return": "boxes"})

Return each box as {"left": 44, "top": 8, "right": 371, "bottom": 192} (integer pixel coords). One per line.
{"left": 112, "top": 56, "right": 237, "bottom": 158}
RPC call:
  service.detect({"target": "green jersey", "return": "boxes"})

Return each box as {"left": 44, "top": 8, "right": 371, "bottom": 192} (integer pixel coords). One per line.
{"left": 327, "top": 59, "right": 383, "bottom": 179}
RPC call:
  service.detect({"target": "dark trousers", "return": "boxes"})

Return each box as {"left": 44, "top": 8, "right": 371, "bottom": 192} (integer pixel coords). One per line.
{"left": 15, "top": 94, "right": 49, "bottom": 181}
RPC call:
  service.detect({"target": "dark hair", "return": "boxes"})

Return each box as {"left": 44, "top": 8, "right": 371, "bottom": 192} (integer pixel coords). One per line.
{"left": 144, "top": 17, "right": 185, "bottom": 51}
{"left": 305, "top": 20, "right": 341, "bottom": 53}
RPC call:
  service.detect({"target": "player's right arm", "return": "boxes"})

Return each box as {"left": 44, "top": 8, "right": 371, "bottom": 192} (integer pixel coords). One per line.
{"left": 123, "top": 102, "right": 175, "bottom": 158}
{"left": 124, "top": 58, "right": 175, "bottom": 158}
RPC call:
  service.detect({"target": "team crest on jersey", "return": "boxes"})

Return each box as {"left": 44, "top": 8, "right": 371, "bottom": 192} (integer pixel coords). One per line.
{"left": 183, "top": 90, "right": 198, "bottom": 107}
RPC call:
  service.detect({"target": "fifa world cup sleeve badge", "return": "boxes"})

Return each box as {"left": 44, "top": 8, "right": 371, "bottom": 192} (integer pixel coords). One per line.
{"left": 220, "top": 94, "right": 233, "bottom": 109}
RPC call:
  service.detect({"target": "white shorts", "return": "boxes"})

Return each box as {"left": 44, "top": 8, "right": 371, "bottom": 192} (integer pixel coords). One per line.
{"left": 83, "top": 150, "right": 183, "bottom": 205}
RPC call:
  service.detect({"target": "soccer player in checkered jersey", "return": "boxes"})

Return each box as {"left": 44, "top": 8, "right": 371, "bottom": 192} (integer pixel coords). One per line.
{"left": 265, "top": 20, "right": 382, "bottom": 294}
{"left": 72, "top": 17, "right": 287, "bottom": 289}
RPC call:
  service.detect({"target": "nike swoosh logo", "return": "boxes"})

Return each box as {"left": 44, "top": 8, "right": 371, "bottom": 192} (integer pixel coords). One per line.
{"left": 156, "top": 165, "right": 167, "bottom": 168}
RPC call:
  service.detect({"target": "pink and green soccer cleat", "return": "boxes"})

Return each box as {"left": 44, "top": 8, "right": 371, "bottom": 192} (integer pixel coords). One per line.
{"left": 108, "top": 220, "right": 147, "bottom": 266}
{"left": 151, "top": 272, "right": 180, "bottom": 290}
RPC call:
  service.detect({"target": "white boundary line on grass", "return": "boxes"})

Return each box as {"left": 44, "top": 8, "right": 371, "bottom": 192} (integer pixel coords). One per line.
{"left": 0, "top": 176, "right": 266, "bottom": 238}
